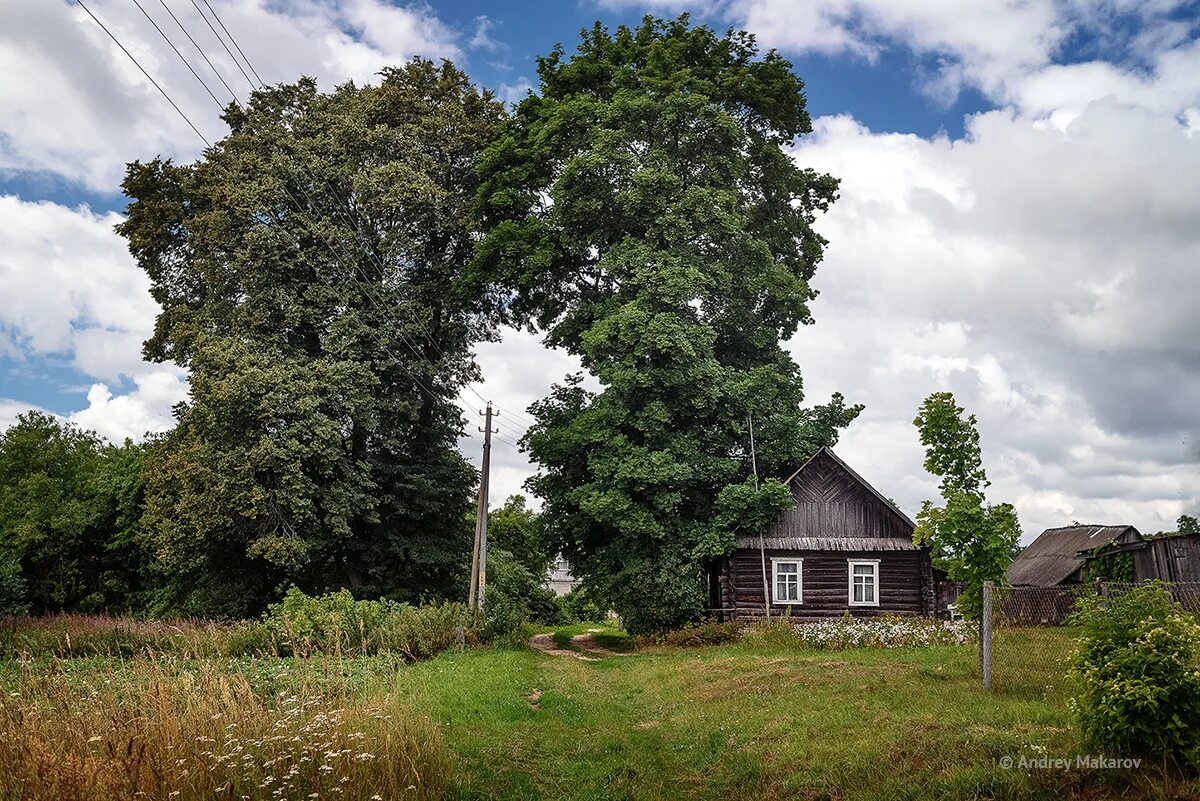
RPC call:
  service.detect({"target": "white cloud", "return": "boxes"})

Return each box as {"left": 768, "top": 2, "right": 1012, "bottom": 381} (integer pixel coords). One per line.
{"left": 0, "top": 195, "right": 157, "bottom": 377}
{"left": 0, "top": 0, "right": 462, "bottom": 191}
{"left": 787, "top": 94, "right": 1200, "bottom": 539}
{"left": 68, "top": 370, "right": 187, "bottom": 442}
{"left": 0, "top": 194, "right": 188, "bottom": 442}
{"left": 496, "top": 78, "right": 533, "bottom": 107}
{"left": 0, "top": 399, "right": 51, "bottom": 432}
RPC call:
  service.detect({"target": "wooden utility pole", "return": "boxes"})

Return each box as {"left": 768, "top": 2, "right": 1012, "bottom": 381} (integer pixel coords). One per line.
{"left": 750, "top": 412, "right": 771, "bottom": 621}
{"left": 469, "top": 402, "right": 495, "bottom": 612}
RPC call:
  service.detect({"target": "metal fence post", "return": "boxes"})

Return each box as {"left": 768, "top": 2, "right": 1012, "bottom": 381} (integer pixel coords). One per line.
{"left": 982, "top": 580, "right": 994, "bottom": 691}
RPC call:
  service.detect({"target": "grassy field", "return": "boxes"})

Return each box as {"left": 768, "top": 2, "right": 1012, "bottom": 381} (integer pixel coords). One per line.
{"left": 1, "top": 621, "right": 1194, "bottom": 800}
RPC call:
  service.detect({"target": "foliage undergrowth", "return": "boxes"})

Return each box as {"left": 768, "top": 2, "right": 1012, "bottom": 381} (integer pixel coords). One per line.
{"left": 1068, "top": 582, "right": 1200, "bottom": 765}
{"left": 265, "top": 587, "right": 471, "bottom": 659}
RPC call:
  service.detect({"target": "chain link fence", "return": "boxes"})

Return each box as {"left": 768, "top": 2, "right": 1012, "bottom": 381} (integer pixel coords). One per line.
{"left": 980, "top": 581, "right": 1200, "bottom": 696}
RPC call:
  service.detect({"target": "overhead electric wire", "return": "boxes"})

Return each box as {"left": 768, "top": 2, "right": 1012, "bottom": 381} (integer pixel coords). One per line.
{"left": 74, "top": 0, "right": 211, "bottom": 146}
{"left": 200, "top": 0, "right": 263, "bottom": 85}
{"left": 187, "top": 0, "right": 255, "bottom": 90}
{"left": 130, "top": 0, "right": 224, "bottom": 111}
{"left": 157, "top": 0, "right": 241, "bottom": 104}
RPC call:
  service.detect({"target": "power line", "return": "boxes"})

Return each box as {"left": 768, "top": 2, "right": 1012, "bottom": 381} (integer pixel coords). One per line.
{"left": 157, "top": 0, "right": 240, "bottom": 104}
{"left": 130, "top": 0, "right": 224, "bottom": 111}
{"left": 187, "top": 0, "right": 255, "bottom": 90}
{"left": 75, "top": 0, "right": 212, "bottom": 146}
{"left": 200, "top": 0, "right": 263, "bottom": 85}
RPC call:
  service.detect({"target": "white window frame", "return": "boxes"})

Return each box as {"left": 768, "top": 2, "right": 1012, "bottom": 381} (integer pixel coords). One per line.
{"left": 848, "top": 559, "right": 880, "bottom": 607}
{"left": 771, "top": 557, "right": 803, "bottom": 605}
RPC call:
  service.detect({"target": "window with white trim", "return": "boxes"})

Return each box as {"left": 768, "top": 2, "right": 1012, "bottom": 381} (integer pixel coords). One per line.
{"left": 771, "top": 558, "right": 803, "bottom": 604}
{"left": 848, "top": 559, "right": 879, "bottom": 606}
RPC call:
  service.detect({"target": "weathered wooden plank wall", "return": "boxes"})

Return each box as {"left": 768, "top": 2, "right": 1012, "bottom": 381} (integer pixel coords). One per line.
{"left": 1135, "top": 536, "right": 1200, "bottom": 582}
{"left": 769, "top": 452, "right": 911, "bottom": 541}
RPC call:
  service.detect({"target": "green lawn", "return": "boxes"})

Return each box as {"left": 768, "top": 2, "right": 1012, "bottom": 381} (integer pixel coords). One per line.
{"left": 2, "top": 626, "right": 1193, "bottom": 800}
{"left": 385, "top": 628, "right": 1185, "bottom": 801}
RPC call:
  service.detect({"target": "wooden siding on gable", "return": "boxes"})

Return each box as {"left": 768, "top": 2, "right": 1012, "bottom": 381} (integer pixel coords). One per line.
{"left": 767, "top": 449, "right": 912, "bottom": 542}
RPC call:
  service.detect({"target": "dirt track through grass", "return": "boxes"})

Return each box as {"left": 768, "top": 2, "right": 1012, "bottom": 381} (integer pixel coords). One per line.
{"left": 380, "top": 629, "right": 1199, "bottom": 801}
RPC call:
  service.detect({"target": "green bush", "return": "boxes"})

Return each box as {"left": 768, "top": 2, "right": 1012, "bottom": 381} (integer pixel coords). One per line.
{"left": 263, "top": 587, "right": 470, "bottom": 659}
{"left": 1068, "top": 583, "right": 1200, "bottom": 763}
{"left": 478, "top": 548, "right": 562, "bottom": 643}
{"left": 558, "top": 585, "right": 607, "bottom": 623}
{"left": 643, "top": 619, "right": 741, "bottom": 648}
{"left": 0, "top": 555, "right": 27, "bottom": 616}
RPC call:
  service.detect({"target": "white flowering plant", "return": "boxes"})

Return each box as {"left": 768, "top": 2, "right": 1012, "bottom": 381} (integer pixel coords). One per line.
{"left": 745, "top": 613, "right": 974, "bottom": 650}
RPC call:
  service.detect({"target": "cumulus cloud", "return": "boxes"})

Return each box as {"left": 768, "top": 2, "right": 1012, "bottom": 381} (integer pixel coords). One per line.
{"left": 0, "top": 194, "right": 187, "bottom": 441}
{"left": 68, "top": 370, "right": 187, "bottom": 442}
{"left": 788, "top": 96, "right": 1200, "bottom": 538}
{"left": 0, "top": 0, "right": 462, "bottom": 191}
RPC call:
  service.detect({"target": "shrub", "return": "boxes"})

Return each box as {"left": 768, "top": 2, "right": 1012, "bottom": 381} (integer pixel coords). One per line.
{"left": 643, "top": 620, "right": 741, "bottom": 648}
{"left": 1068, "top": 583, "right": 1200, "bottom": 763}
{"left": 558, "top": 585, "right": 608, "bottom": 623}
{"left": 478, "top": 548, "right": 562, "bottom": 643}
{"left": 264, "top": 587, "right": 470, "bottom": 659}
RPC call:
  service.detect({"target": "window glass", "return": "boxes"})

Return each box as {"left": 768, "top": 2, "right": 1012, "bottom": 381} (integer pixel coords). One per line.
{"left": 773, "top": 560, "right": 801, "bottom": 602}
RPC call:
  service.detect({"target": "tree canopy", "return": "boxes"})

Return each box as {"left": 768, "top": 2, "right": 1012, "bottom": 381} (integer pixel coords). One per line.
{"left": 0, "top": 411, "right": 147, "bottom": 613}
{"left": 119, "top": 60, "right": 503, "bottom": 616}
{"left": 912, "top": 392, "right": 1020, "bottom": 619}
{"left": 473, "top": 16, "right": 847, "bottom": 632}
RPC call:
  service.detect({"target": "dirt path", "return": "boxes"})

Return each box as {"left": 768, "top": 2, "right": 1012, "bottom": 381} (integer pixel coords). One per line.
{"left": 528, "top": 629, "right": 633, "bottom": 660}
{"left": 527, "top": 632, "right": 599, "bottom": 661}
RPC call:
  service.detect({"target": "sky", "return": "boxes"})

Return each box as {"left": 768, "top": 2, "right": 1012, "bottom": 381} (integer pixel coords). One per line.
{"left": 1, "top": 0, "right": 1197, "bottom": 541}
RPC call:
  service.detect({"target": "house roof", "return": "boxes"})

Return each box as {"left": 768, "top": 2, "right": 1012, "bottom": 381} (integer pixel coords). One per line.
{"left": 1007, "top": 524, "right": 1143, "bottom": 586}
{"left": 785, "top": 446, "right": 917, "bottom": 529}
{"left": 735, "top": 536, "right": 920, "bottom": 551}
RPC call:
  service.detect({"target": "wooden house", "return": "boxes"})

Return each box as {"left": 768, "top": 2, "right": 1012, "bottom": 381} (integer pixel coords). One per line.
{"left": 717, "top": 447, "right": 937, "bottom": 620}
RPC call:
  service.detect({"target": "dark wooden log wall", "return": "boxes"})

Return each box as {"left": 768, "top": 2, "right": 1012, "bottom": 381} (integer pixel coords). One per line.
{"left": 723, "top": 547, "right": 934, "bottom": 620}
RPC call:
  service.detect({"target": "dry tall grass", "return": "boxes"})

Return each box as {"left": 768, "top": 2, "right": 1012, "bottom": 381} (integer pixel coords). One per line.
{"left": 0, "top": 656, "right": 448, "bottom": 801}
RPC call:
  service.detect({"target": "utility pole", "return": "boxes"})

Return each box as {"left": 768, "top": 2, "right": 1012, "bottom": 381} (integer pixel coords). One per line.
{"left": 469, "top": 402, "right": 495, "bottom": 612}
{"left": 750, "top": 412, "right": 771, "bottom": 621}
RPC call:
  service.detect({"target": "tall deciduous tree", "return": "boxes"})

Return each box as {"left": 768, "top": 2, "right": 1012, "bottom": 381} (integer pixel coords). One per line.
{"left": 913, "top": 392, "right": 1020, "bottom": 619}
{"left": 473, "top": 17, "right": 847, "bottom": 632}
{"left": 120, "top": 61, "right": 503, "bottom": 616}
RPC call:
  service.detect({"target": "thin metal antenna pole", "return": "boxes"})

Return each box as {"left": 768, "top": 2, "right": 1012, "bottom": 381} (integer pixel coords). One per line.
{"left": 750, "top": 412, "right": 771, "bottom": 620}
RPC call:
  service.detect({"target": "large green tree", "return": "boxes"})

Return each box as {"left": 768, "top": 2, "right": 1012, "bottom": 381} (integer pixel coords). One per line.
{"left": 473, "top": 17, "right": 846, "bottom": 632}
{"left": 120, "top": 61, "right": 503, "bottom": 616}
{"left": 912, "top": 392, "right": 1021, "bottom": 619}
{"left": 0, "top": 411, "right": 148, "bottom": 613}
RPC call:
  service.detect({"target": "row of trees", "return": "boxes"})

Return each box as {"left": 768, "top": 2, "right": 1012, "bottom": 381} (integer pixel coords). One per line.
{"left": 0, "top": 408, "right": 555, "bottom": 619}
{"left": 2, "top": 17, "right": 1032, "bottom": 629}
{"left": 0, "top": 18, "right": 859, "bottom": 627}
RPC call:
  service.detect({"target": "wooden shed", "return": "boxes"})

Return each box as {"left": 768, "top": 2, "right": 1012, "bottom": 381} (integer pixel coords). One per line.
{"left": 717, "top": 447, "right": 936, "bottom": 620}
{"left": 1007, "top": 525, "right": 1143, "bottom": 586}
